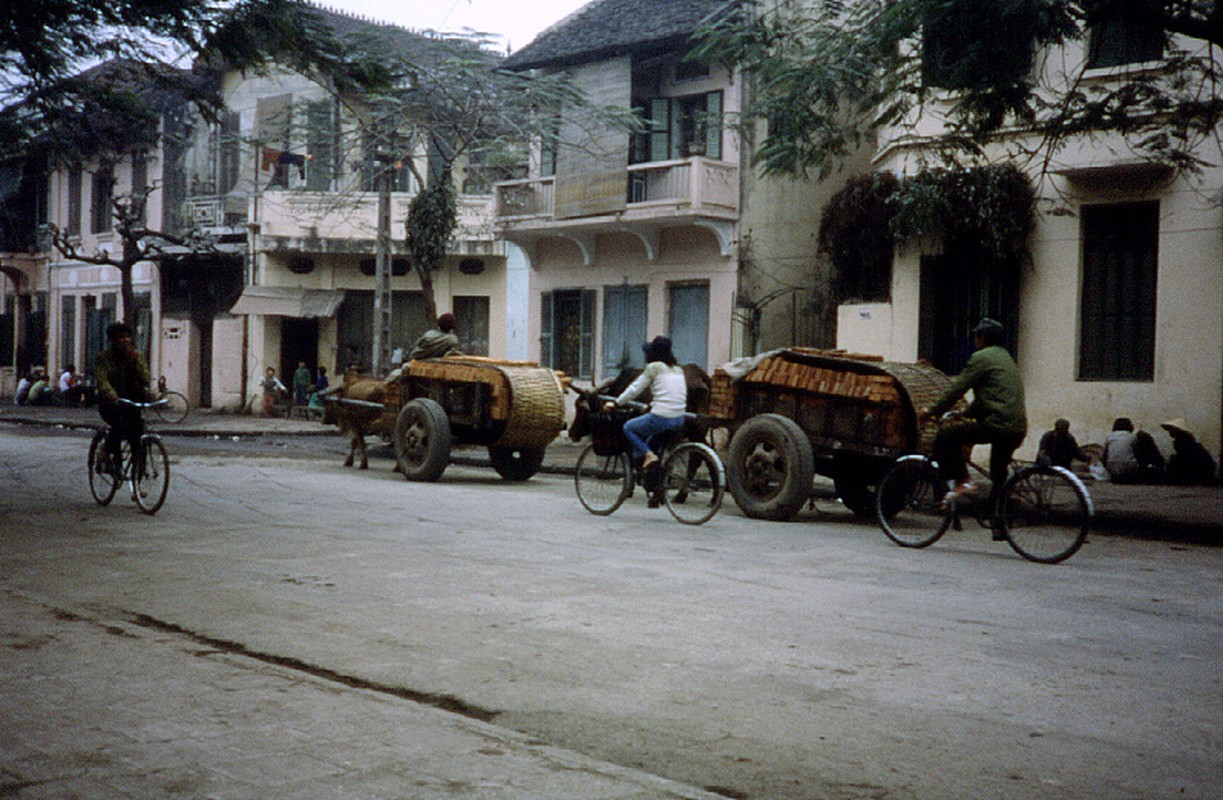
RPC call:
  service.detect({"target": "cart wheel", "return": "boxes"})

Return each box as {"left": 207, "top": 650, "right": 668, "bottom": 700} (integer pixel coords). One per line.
{"left": 832, "top": 454, "right": 886, "bottom": 519}
{"left": 488, "top": 446, "right": 546, "bottom": 481}
{"left": 727, "top": 413, "right": 815, "bottom": 520}
{"left": 395, "top": 398, "right": 451, "bottom": 482}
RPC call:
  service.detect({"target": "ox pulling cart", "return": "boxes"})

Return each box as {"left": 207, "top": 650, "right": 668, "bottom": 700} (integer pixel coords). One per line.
{"left": 708, "top": 348, "right": 956, "bottom": 520}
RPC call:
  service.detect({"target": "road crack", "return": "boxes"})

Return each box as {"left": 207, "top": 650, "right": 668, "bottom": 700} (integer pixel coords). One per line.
{"left": 125, "top": 611, "right": 501, "bottom": 723}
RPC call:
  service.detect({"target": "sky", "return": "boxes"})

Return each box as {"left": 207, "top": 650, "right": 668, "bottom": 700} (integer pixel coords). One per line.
{"left": 319, "top": 0, "right": 592, "bottom": 53}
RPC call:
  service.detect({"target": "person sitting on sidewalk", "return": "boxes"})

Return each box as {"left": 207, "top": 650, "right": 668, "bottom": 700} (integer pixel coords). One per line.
{"left": 1037, "top": 418, "right": 1088, "bottom": 470}
{"left": 1103, "top": 417, "right": 1165, "bottom": 484}
{"left": 1161, "top": 419, "right": 1218, "bottom": 486}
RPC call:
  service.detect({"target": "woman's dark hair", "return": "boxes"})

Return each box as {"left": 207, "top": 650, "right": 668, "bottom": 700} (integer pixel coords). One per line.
{"left": 642, "top": 336, "right": 677, "bottom": 366}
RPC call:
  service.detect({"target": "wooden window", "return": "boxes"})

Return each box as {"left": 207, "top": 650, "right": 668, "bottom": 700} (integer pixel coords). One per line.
{"left": 540, "top": 289, "right": 595, "bottom": 378}
{"left": 454, "top": 296, "right": 490, "bottom": 356}
{"left": 1079, "top": 202, "right": 1158, "bottom": 381}
{"left": 1087, "top": 1, "right": 1164, "bottom": 68}
{"left": 638, "top": 92, "right": 723, "bottom": 163}
{"left": 922, "top": 1, "right": 1033, "bottom": 90}
{"left": 66, "top": 167, "right": 82, "bottom": 236}
{"left": 90, "top": 167, "right": 112, "bottom": 234}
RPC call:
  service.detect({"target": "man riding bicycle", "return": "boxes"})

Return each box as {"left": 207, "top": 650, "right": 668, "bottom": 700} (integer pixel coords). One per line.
{"left": 95, "top": 322, "right": 151, "bottom": 472}
{"left": 920, "top": 319, "right": 1028, "bottom": 534}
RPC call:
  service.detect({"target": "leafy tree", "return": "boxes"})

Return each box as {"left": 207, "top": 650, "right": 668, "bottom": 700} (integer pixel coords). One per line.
{"left": 329, "top": 29, "right": 640, "bottom": 331}
{"left": 693, "top": 0, "right": 1223, "bottom": 177}
{"left": 0, "top": 0, "right": 380, "bottom": 162}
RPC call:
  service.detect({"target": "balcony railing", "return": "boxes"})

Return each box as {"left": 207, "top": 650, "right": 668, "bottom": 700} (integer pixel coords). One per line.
{"left": 495, "top": 156, "right": 738, "bottom": 223}
{"left": 248, "top": 190, "right": 496, "bottom": 246}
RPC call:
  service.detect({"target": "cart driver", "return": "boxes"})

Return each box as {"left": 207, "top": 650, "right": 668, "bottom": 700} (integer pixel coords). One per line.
{"left": 407, "top": 312, "right": 461, "bottom": 362}
{"left": 919, "top": 318, "right": 1027, "bottom": 527}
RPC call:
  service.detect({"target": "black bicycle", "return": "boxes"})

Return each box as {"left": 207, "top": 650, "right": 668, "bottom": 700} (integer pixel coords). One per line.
{"left": 874, "top": 418, "right": 1093, "bottom": 564}
{"left": 154, "top": 376, "right": 190, "bottom": 424}
{"left": 88, "top": 398, "right": 171, "bottom": 515}
{"left": 574, "top": 396, "right": 725, "bottom": 525}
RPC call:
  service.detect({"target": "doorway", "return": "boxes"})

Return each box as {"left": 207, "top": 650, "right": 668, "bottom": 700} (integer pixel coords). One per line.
{"left": 280, "top": 317, "right": 319, "bottom": 382}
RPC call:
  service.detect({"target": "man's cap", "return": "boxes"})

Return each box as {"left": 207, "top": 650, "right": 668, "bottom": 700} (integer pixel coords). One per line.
{"left": 972, "top": 318, "right": 1004, "bottom": 337}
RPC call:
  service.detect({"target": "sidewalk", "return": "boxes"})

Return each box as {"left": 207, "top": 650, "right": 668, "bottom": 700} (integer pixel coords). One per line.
{"left": 2, "top": 403, "right": 1219, "bottom": 542}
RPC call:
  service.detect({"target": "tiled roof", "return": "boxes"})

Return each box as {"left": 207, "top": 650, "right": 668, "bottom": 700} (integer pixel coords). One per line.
{"left": 503, "top": 0, "right": 736, "bottom": 70}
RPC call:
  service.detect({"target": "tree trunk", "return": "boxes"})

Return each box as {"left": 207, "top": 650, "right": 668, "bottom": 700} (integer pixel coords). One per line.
{"left": 417, "top": 264, "right": 438, "bottom": 329}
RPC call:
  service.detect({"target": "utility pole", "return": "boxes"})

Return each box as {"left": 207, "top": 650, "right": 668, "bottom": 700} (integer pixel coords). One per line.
{"left": 371, "top": 154, "right": 395, "bottom": 375}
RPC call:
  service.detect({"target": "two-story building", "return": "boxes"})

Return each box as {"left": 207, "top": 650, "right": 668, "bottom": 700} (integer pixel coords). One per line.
{"left": 497, "top": 0, "right": 873, "bottom": 384}
{"left": 834, "top": 5, "right": 1223, "bottom": 460}
{"left": 180, "top": 8, "right": 511, "bottom": 410}
{"left": 17, "top": 7, "right": 514, "bottom": 410}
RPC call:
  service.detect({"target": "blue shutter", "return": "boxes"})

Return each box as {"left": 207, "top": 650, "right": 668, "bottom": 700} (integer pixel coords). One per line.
{"left": 668, "top": 283, "right": 709, "bottom": 369}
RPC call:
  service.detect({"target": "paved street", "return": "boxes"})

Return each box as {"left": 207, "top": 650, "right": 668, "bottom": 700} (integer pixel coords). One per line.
{"left": 1, "top": 424, "right": 1221, "bottom": 799}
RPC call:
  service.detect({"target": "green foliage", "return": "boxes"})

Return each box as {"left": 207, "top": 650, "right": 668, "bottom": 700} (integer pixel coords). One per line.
{"left": 695, "top": 0, "right": 1222, "bottom": 178}
{"left": 820, "top": 164, "right": 1037, "bottom": 299}
{"left": 0, "top": 0, "right": 371, "bottom": 161}
{"left": 406, "top": 181, "right": 457, "bottom": 276}
{"left": 818, "top": 171, "right": 900, "bottom": 301}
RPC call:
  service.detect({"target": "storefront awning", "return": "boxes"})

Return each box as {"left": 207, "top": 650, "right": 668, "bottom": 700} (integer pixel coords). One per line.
{"left": 228, "top": 287, "right": 346, "bottom": 318}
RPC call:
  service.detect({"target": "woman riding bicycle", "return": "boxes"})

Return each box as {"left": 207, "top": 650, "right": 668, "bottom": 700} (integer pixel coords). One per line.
{"left": 95, "top": 322, "right": 151, "bottom": 471}
{"left": 604, "top": 336, "right": 688, "bottom": 470}
{"left": 920, "top": 319, "right": 1027, "bottom": 532}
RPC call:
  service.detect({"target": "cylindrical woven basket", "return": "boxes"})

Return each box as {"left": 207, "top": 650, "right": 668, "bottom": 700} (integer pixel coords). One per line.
{"left": 493, "top": 364, "right": 566, "bottom": 449}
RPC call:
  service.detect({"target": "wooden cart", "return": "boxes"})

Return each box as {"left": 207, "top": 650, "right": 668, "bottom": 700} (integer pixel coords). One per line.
{"left": 708, "top": 348, "right": 956, "bottom": 520}
{"left": 392, "top": 356, "right": 567, "bottom": 482}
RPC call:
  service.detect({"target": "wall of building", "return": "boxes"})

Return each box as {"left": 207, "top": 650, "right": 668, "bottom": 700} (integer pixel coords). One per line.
{"left": 528, "top": 227, "right": 737, "bottom": 378}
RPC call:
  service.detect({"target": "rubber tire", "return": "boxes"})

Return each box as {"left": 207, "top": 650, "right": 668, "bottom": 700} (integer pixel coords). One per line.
{"left": 155, "top": 391, "right": 190, "bottom": 423}
{"left": 999, "top": 465, "right": 1090, "bottom": 564}
{"left": 574, "top": 444, "right": 631, "bottom": 516}
{"left": 875, "top": 456, "right": 951, "bottom": 548}
{"left": 727, "top": 413, "right": 815, "bottom": 520}
{"left": 488, "top": 446, "right": 546, "bottom": 481}
{"left": 662, "top": 442, "right": 725, "bottom": 525}
{"left": 395, "top": 398, "right": 452, "bottom": 482}
{"left": 832, "top": 454, "right": 886, "bottom": 519}
{"left": 133, "top": 436, "right": 169, "bottom": 515}
{"left": 88, "top": 430, "right": 119, "bottom": 506}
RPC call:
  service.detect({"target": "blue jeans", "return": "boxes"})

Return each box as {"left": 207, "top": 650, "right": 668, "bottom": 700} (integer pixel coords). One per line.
{"left": 623, "top": 413, "right": 684, "bottom": 460}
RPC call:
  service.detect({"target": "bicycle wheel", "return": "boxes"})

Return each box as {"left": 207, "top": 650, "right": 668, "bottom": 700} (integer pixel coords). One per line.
{"left": 662, "top": 442, "right": 725, "bottom": 525}
{"left": 87, "top": 430, "right": 120, "bottom": 506}
{"left": 875, "top": 456, "right": 951, "bottom": 548}
{"left": 574, "top": 444, "right": 631, "bottom": 516}
{"left": 155, "top": 391, "right": 190, "bottom": 423}
{"left": 133, "top": 436, "right": 170, "bottom": 515}
{"left": 999, "top": 465, "right": 1090, "bottom": 564}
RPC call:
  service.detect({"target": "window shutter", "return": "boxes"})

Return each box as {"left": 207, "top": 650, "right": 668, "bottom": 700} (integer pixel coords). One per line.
{"left": 540, "top": 291, "right": 554, "bottom": 368}
{"left": 705, "top": 92, "right": 722, "bottom": 159}
{"left": 649, "top": 99, "right": 671, "bottom": 163}
{"left": 580, "top": 290, "right": 596, "bottom": 378}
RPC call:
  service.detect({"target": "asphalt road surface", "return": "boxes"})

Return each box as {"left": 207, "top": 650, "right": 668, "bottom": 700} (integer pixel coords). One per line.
{"left": 1, "top": 425, "right": 1220, "bottom": 800}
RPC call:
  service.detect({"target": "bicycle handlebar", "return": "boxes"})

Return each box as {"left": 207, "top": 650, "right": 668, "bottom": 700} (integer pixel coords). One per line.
{"left": 115, "top": 397, "right": 169, "bottom": 410}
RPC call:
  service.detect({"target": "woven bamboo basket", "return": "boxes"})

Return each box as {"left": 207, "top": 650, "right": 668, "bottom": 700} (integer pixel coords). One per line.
{"left": 405, "top": 356, "right": 566, "bottom": 449}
